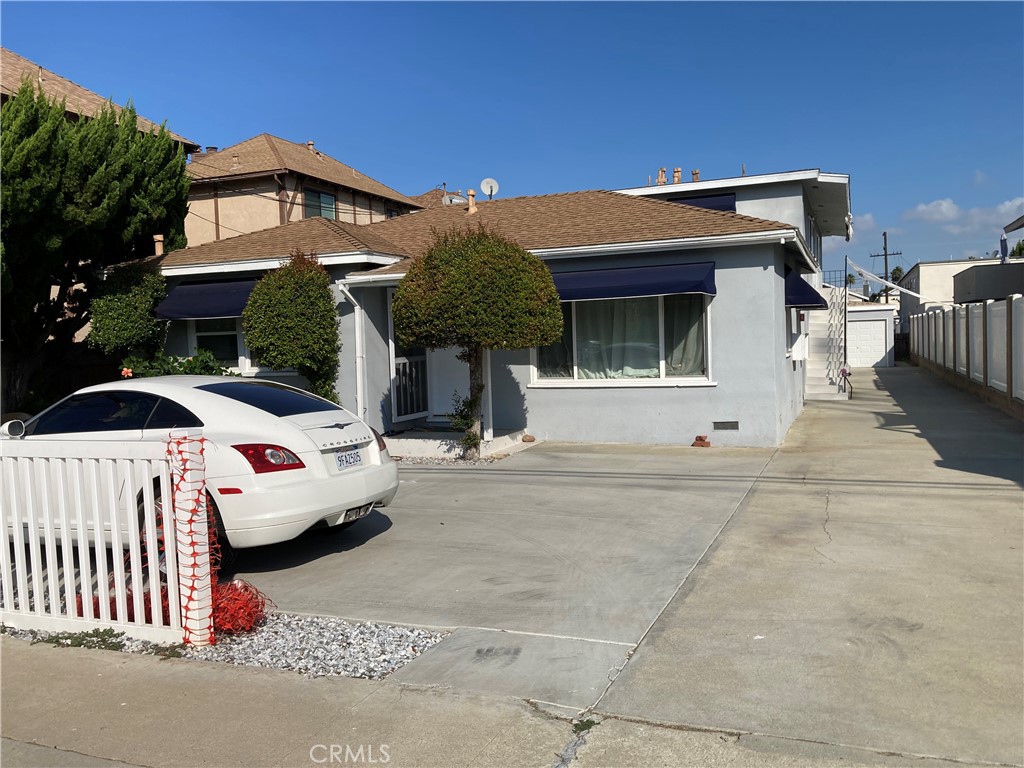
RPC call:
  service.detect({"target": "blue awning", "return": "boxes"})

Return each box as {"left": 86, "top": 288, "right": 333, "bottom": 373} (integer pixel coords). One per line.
{"left": 552, "top": 262, "right": 716, "bottom": 302}
{"left": 155, "top": 279, "right": 258, "bottom": 320}
{"left": 784, "top": 270, "right": 828, "bottom": 309}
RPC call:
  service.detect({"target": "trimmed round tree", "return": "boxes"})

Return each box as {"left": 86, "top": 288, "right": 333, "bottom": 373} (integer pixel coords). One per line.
{"left": 242, "top": 250, "right": 340, "bottom": 401}
{"left": 392, "top": 224, "right": 563, "bottom": 458}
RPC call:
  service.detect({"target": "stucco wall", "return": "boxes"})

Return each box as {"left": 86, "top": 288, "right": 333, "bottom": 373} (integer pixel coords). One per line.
{"left": 520, "top": 244, "right": 796, "bottom": 447}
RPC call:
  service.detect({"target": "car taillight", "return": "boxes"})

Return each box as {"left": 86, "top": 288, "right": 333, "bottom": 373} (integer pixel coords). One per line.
{"left": 232, "top": 444, "right": 306, "bottom": 473}
{"left": 371, "top": 427, "right": 388, "bottom": 453}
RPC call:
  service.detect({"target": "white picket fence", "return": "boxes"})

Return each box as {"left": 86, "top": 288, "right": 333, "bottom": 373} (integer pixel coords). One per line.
{"left": 1, "top": 431, "right": 213, "bottom": 645}
{"left": 909, "top": 294, "right": 1024, "bottom": 403}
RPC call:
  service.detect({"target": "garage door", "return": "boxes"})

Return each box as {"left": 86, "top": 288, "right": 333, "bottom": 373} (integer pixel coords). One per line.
{"left": 848, "top": 319, "right": 889, "bottom": 367}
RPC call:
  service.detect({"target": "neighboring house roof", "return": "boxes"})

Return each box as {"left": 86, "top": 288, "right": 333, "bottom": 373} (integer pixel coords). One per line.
{"left": 358, "top": 189, "right": 801, "bottom": 276}
{"left": 410, "top": 188, "right": 448, "bottom": 208}
{"left": 152, "top": 216, "right": 407, "bottom": 273}
{"left": 186, "top": 133, "right": 422, "bottom": 209}
{"left": 0, "top": 48, "right": 199, "bottom": 151}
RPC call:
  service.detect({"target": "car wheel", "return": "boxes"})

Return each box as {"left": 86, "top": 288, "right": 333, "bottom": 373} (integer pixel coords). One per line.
{"left": 137, "top": 485, "right": 236, "bottom": 579}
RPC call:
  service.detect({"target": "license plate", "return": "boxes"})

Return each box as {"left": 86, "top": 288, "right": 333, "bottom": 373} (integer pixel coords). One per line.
{"left": 334, "top": 447, "right": 363, "bottom": 470}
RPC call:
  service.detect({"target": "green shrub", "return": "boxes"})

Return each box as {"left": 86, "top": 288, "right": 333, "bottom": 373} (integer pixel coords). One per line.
{"left": 120, "top": 349, "right": 233, "bottom": 378}
{"left": 242, "top": 251, "right": 340, "bottom": 401}
{"left": 88, "top": 262, "right": 168, "bottom": 355}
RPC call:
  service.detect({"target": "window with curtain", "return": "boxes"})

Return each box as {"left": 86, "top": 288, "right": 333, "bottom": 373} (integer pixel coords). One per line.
{"left": 537, "top": 294, "right": 706, "bottom": 381}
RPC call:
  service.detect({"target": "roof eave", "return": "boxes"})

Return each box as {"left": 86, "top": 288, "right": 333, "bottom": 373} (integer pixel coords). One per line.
{"left": 158, "top": 251, "right": 402, "bottom": 277}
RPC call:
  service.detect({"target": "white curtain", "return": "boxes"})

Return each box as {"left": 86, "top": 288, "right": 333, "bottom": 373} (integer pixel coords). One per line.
{"left": 664, "top": 295, "right": 705, "bottom": 376}
{"left": 575, "top": 298, "right": 660, "bottom": 379}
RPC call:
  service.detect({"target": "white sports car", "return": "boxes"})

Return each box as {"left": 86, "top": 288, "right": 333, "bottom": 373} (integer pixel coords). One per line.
{"left": 1, "top": 376, "right": 399, "bottom": 565}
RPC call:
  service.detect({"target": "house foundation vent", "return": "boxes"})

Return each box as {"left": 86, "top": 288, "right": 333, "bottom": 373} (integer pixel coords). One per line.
{"left": 712, "top": 421, "right": 740, "bottom": 431}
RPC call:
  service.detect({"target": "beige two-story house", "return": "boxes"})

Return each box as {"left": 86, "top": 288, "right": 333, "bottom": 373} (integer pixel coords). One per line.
{"left": 185, "top": 134, "right": 423, "bottom": 246}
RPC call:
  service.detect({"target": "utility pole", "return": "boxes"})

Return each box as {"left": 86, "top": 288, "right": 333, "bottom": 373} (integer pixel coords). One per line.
{"left": 870, "top": 231, "right": 902, "bottom": 303}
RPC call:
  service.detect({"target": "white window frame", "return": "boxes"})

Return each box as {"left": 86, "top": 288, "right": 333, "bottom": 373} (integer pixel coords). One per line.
{"left": 387, "top": 289, "right": 429, "bottom": 421}
{"left": 529, "top": 295, "right": 716, "bottom": 388}
{"left": 186, "top": 318, "right": 298, "bottom": 377}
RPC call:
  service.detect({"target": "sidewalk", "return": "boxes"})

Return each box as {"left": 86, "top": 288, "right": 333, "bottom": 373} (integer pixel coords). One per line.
{"left": 3, "top": 366, "right": 1021, "bottom": 768}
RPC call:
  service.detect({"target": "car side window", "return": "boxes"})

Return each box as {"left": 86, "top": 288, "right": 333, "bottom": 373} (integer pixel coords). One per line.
{"left": 27, "top": 392, "right": 160, "bottom": 435}
{"left": 145, "top": 398, "right": 204, "bottom": 431}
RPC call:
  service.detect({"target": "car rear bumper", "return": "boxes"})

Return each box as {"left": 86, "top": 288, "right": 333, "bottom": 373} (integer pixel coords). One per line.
{"left": 212, "top": 460, "right": 399, "bottom": 549}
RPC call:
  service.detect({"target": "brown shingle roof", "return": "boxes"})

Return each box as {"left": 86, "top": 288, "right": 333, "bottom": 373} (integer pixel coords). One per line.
{"left": 154, "top": 190, "right": 799, "bottom": 274}
{"left": 358, "top": 190, "right": 797, "bottom": 275}
{"left": 409, "top": 188, "right": 451, "bottom": 208}
{"left": 187, "top": 134, "right": 422, "bottom": 209}
{"left": 0, "top": 48, "right": 198, "bottom": 151}
{"left": 154, "top": 216, "right": 409, "bottom": 269}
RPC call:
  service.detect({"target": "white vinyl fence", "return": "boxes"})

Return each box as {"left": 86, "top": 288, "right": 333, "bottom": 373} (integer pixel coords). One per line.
{"left": 909, "top": 295, "right": 1024, "bottom": 403}
{"left": 1, "top": 431, "right": 213, "bottom": 645}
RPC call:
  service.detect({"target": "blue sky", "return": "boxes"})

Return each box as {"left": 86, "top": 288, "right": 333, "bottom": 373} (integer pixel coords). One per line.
{"left": 2, "top": 1, "right": 1021, "bottom": 276}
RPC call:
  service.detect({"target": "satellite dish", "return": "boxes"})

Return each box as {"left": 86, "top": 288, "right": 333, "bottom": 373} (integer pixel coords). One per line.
{"left": 480, "top": 178, "right": 499, "bottom": 200}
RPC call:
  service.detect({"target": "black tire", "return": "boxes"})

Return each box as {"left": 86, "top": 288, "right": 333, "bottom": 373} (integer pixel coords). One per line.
{"left": 137, "top": 484, "right": 236, "bottom": 579}
{"left": 208, "top": 495, "right": 237, "bottom": 579}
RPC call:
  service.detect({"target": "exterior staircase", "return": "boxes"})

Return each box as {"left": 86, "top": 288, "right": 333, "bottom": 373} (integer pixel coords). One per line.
{"left": 805, "top": 286, "right": 850, "bottom": 401}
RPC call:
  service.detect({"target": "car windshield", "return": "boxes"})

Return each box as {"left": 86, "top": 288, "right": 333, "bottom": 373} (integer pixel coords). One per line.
{"left": 197, "top": 380, "right": 342, "bottom": 418}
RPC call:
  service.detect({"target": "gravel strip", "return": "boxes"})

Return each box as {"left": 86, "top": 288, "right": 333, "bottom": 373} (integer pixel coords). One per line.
{"left": 2, "top": 612, "right": 448, "bottom": 680}
{"left": 394, "top": 455, "right": 504, "bottom": 466}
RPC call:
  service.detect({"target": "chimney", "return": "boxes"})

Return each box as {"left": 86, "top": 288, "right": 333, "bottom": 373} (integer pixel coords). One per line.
{"left": 741, "top": 163, "right": 746, "bottom": 177}
{"left": 467, "top": 189, "right": 477, "bottom": 214}
{"left": 656, "top": 168, "right": 667, "bottom": 185}
{"left": 153, "top": 234, "right": 164, "bottom": 257}
{"left": 205, "top": 146, "right": 218, "bottom": 154}
{"left": 307, "top": 140, "right": 315, "bottom": 153}
{"left": 691, "top": 169, "right": 701, "bottom": 182}
{"left": 672, "top": 168, "right": 682, "bottom": 184}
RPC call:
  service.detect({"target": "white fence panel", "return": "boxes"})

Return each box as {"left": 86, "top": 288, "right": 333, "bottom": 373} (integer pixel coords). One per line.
{"left": 943, "top": 308, "right": 955, "bottom": 369}
{"left": 1014, "top": 296, "right": 1024, "bottom": 401}
{"left": 969, "top": 303, "right": 985, "bottom": 383}
{"left": 956, "top": 308, "right": 968, "bottom": 376}
{"left": 987, "top": 301, "right": 1008, "bottom": 393}
{"left": 1, "top": 434, "right": 210, "bottom": 644}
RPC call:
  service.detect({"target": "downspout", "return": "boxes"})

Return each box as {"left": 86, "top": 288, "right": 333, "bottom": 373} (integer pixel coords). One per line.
{"left": 336, "top": 282, "right": 366, "bottom": 421}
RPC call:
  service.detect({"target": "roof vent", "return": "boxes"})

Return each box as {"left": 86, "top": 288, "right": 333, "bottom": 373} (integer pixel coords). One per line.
{"left": 467, "top": 189, "right": 477, "bottom": 215}
{"left": 656, "top": 168, "right": 667, "bottom": 185}
{"left": 672, "top": 168, "right": 682, "bottom": 184}
{"left": 307, "top": 140, "right": 315, "bottom": 153}
{"left": 231, "top": 154, "right": 240, "bottom": 170}
{"left": 205, "top": 146, "right": 218, "bottom": 154}
{"left": 692, "top": 169, "right": 701, "bottom": 182}
{"left": 153, "top": 234, "right": 164, "bottom": 257}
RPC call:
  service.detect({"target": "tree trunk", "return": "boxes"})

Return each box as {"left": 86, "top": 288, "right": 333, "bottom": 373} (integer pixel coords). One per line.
{"left": 1, "top": 344, "right": 40, "bottom": 417}
{"left": 465, "top": 346, "right": 485, "bottom": 461}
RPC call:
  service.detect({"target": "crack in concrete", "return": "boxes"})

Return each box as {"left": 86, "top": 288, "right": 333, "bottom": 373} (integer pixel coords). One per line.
{"left": 590, "top": 713, "right": 1020, "bottom": 767}
{"left": 814, "top": 488, "right": 837, "bottom": 563}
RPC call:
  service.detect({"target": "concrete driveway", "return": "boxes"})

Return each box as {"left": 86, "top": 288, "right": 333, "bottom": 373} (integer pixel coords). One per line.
{"left": 234, "top": 366, "right": 1023, "bottom": 765}
{"left": 236, "top": 443, "right": 774, "bottom": 710}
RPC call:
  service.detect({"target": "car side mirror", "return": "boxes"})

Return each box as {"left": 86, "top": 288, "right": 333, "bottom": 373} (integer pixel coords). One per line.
{"left": 1, "top": 420, "right": 26, "bottom": 438}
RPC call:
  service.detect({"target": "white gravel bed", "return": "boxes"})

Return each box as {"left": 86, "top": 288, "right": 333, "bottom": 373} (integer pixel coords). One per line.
{"left": 394, "top": 455, "right": 503, "bottom": 466}
{"left": 2, "top": 612, "right": 448, "bottom": 680}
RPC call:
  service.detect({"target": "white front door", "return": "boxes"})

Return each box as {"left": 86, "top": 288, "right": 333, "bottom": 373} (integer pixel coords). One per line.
{"left": 427, "top": 347, "right": 469, "bottom": 419}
